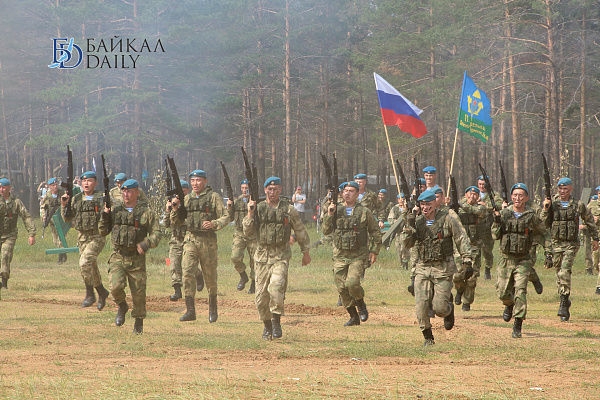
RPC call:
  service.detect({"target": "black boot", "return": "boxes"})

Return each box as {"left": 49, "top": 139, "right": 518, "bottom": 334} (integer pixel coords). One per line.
{"left": 512, "top": 317, "right": 523, "bottom": 338}
{"left": 462, "top": 303, "right": 471, "bottom": 311}
{"left": 1, "top": 276, "right": 7, "bottom": 289}
{"left": 558, "top": 294, "right": 571, "bottom": 322}
{"left": 237, "top": 271, "right": 249, "bottom": 291}
{"left": 586, "top": 267, "right": 593, "bottom": 276}
{"left": 356, "top": 298, "right": 369, "bottom": 322}
{"left": 271, "top": 313, "right": 282, "bottom": 338}
{"left": 503, "top": 304, "right": 514, "bottom": 322}
{"left": 180, "top": 296, "right": 196, "bottom": 321}
{"left": 115, "top": 302, "right": 129, "bottom": 326}
{"left": 344, "top": 306, "right": 360, "bottom": 326}
{"left": 422, "top": 328, "right": 435, "bottom": 346}
{"left": 484, "top": 267, "right": 491, "bottom": 280}
{"left": 262, "top": 320, "right": 273, "bottom": 340}
{"left": 96, "top": 284, "right": 110, "bottom": 311}
{"left": 407, "top": 276, "right": 415, "bottom": 296}
{"left": 454, "top": 290, "right": 463, "bottom": 305}
{"left": 196, "top": 273, "right": 204, "bottom": 292}
{"left": 58, "top": 253, "right": 66, "bottom": 264}
{"left": 444, "top": 295, "right": 455, "bottom": 330}
{"left": 82, "top": 284, "right": 96, "bottom": 307}
{"left": 170, "top": 284, "right": 182, "bottom": 301}
{"left": 208, "top": 294, "right": 218, "bottom": 323}
{"left": 247, "top": 280, "right": 256, "bottom": 294}
{"left": 133, "top": 318, "right": 143, "bottom": 334}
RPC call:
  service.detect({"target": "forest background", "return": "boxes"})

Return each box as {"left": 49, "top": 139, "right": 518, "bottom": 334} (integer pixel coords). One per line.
{"left": 1, "top": 0, "right": 599, "bottom": 214}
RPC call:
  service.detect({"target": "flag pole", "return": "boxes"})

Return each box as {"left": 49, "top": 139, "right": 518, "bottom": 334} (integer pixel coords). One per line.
{"left": 447, "top": 127, "right": 459, "bottom": 194}
{"left": 383, "top": 124, "right": 401, "bottom": 195}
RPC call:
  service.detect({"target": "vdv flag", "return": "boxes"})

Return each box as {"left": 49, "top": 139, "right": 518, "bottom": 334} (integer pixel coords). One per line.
{"left": 457, "top": 71, "right": 492, "bottom": 143}
{"left": 374, "top": 73, "right": 427, "bottom": 138}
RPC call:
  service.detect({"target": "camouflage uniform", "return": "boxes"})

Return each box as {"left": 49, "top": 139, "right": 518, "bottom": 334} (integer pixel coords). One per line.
{"left": 110, "top": 186, "right": 148, "bottom": 206}
{"left": 0, "top": 192, "right": 36, "bottom": 285}
{"left": 403, "top": 207, "right": 473, "bottom": 341}
{"left": 387, "top": 203, "right": 409, "bottom": 269}
{"left": 479, "top": 191, "right": 501, "bottom": 279}
{"left": 164, "top": 209, "right": 186, "bottom": 289}
{"left": 358, "top": 190, "right": 378, "bottom": 213}
{"left": 322, "top": 201, "right": 381, "bottom": 324}
{"left": 230, "top": 194, "right": 257, "bottom": 291}
{"left": 41, "top": 186, "right": 65, "bottom": 253}
{"left": 588, "top": 199, "right": 600, "bottom": 278}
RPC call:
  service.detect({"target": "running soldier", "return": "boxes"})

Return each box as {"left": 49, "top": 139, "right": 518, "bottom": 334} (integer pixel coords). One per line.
{"left": 41, "top": 177, "right": 66, "bottom": 264}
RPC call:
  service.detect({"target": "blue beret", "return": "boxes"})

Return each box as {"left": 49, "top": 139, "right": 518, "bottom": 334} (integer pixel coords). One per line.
{"left": 510, "top": 183, "right": 529, "bottom": 194}
{"left": 114, "top": 172, "right": 127, "bottom": 182}
{"left": 189, "top": 170, "right": 207, "bottom": 178}
{"left": 557, "top": 177, "right": 572, "bottom": 186}
{"left": 418, "top": 178, "right": 426, "bottom": 186}
{"left": 477, "top": 175, "right": 489, "bottom": 181}
{"left": 423, "top": 166, "right": 437, "bottom": 174}
{"left": 432, "top": 185, "right": 443, "bottom": 194}
{"left": 418, "top": 189, "right": 437, "bottom": 202}
{"left": 121, "top": 179, "right": 139, "bottom": 189}
{"left": 0, "top": 177, "right": 10, "bottom": 186}
{"left": 341, "top": 181, "right": 359, "bottom": 191}
{"left": 595, "top": 186, "right": 600, "bottom": 192}
{"left": 397, "top": 193, "right": 405, "bottom": 199}
{"left": 465, "top": 186, "right": 480, "bottom": 194}
{"left": 47, "top": 177, "right": 57, "bottom": 185}
{"left": 240, "top": 179, "right": 249, "bottom": 185}
{"left": 338, "top": 182, "right": 347, "bottom": 191}
{"left": 592, "top": 195, "right": 598, "bottom": 201}
{"left": 80, "top": 171, "right": 96, "bottom": 180}
{"left": 379, "top": 189, "right": 387, "bottom": 194}
{"left": 264, "top": 176, "right": 281, "bottom": 187}
{"left": 354, "top": 173, "right": 367, "bottom": 180}
{"left": 180, "top": 179, "right": 189, "bottom": 189}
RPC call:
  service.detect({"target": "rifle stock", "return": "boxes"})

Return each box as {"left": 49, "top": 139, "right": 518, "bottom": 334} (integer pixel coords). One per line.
{"left": 220, "top": 161, "right": 234, "bottom": 201}
{"left": 241, "top": 147, "right": 259, "bottom": 203}
{"left": 62, "top": 146, "right": 74, "bottom": 218}
{"left": 395, "top": 159, "right": 411, "bottom": 208}
{"left": 413, "top": 158, "right": 421, "bottom": 207}
{"left": 449, "top": 175, "right": 459, "bottom": 213}
{"left": 320, "top": 152, "right": 338, "bottom": 227}
{"left": 101, "top": 154, "right": 111, "bottom": 210}
{"left": 499, "top": 160, "right": 508, "bottom": 204}
{"left": 478, "top": 163, "right": 500, "bottom": 213}
{"left": 542, "top": 153, "right": 552, "bottom": 200}
{"left": 166, "top": 155, "right": 187, "bottom": 220}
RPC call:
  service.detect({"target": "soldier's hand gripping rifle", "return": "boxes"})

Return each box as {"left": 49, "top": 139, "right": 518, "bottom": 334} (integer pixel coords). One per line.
{"left": 320, "top": 152, "right": 339, "bottom": 228}
{"left": 101, "top": 154, "right": 111, "bottom": 211}
{"left": 499, "top": 160, "right": 509, "bottom": 205}
{"left": 166, "top": 155, "right": 187, "bottom": 220}
{"left": 220, "top": 161, "right": 234, "bottom": 202}
{"left": 61, "top": 145, "right": 74, "bottom": 218}
{"left": 241, "top": 147, "right": 260, "bottom": 208}
{"left": 478, "top": 163, "right": 500, "bottom": 213}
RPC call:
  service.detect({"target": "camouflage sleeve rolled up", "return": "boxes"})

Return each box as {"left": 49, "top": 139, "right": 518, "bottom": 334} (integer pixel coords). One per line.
{"left": 365, "top": 208, "right": 382, "bottom": 255}
{"left": 16, "top": 198, "right": 36, "bottom": 237}
{"left": 289, "top": 205, "right": 310, "bottom": 253}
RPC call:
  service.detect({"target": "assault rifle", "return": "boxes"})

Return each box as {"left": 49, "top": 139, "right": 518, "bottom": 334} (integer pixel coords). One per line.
{"left": 499, "top": 160, "right": 509, "bottom": 204}
{"left": 41, "top": 203, "right": 60, "bottom": 239}
{"left": 101, "top": 154, "right": 111, "bottom": 210}
{"left": 220, "top": 161, "right": 234, "bottom": 202}
{"left": 320, "top": 152, "right": 339, "bottom": 228}
{"left": 381, "top": 159, "right": 410, "bottom": 248}
{"left": 542, "top": 153, "right": 552, "bottom": 201}
{"left": 241, "top": 147, "right": 260, "bottom": 204}
{"left": 413, "top": 158, "right": 421, "bottom": 208}
{"left": 61, "top": 146, "right": 74, "bottom": 218}
{"left": 448, "top": 175, "right": 460, "bottom": 213}
{"left": 478, "top": 163, "right": 500, "bottom": 213}
{"left": 396, "top": 159, "right": 412, "bottom": 208}
{"left": 166, "top": 155, "right": 187, "bottom": 220}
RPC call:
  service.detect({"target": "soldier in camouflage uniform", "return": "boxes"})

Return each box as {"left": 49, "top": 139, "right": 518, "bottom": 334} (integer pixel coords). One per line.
{"left": 492, "top": 183, "right": 547, "bottom": 338}
{"left": 454, "top": 186, "right": 488, "bottom": 311}
{"left": 61, "top": 171, "right": 110, "bottom": 310}
{"left": 228, "top": 179, "right": 256, "bottom": 294}
{"left": 171, "top": 169, "right": 229, "bottom": 323}
{"left": 586, "top": 189, "right": 600, "bottom": 277}
{"left": 110, "top": 172, "right": 148, "bottom": 206}
{"left": 375, "top": 189, "right": 393, "bottom": 229}
{"left": 422, "top": 166, "right": 439, "bottom": 191}
{"left": 243, "top": 176, "right": 311, "bottom": 340}
{"left": 407, "top": 178, "right": 427, "bottom": 295}
{"left": 403, "top": 189, "right": 473, "bottom": 346}
{"left": 0, "top": 178, "right": 36, "bottom": 290}
{"left": 388, "top": 193, "right": 409, "bottom": 270}
{"left": 322, "top": 181, "right": 381, "bottom": 326}
{"left": 541, "top": 177, "right": 599, "bottom": 321}
{"left": 41, "top": 177, "right": 66, "bottom": 264}
{"left": 477, "top": 175, "right": 498, "bottom": 280}
{"left": 353, "top": 173, "right": 378, "bottom": 213}
{"left": 99, "top": 179, "right": 160, "bottom": 334}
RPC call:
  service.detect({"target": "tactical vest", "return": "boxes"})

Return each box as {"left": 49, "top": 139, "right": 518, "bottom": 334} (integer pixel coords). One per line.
{"left": 550, "top": 201, "right": 579, "bottom": 242}
{"left": 499, "top": 209, "right": 534, "bottom": 256}
{"left": 256, "top": 198, "right": 291, "bottom": 246}
{"left": 415, "top": 210, "right": 454, "bottom": 262}
{"left": 333, "top": 204, "right": 368, "bottom": 251}
{"left": 111, "top": 205, "right": 148, "bottom": 251}
{"left": 233, "top": 196, "right": 249, "bottom": 230}
{"left": 72, "top": 193, "right": 102, "bottom": 232}
{"left": 0, "top": 198, "right": 18, "bottom": 235}
{"left": 186, "top": 189, "right": 218, "bottom": 233}
{"left": 459, "top": 209, "right": 482, "bottom": 242}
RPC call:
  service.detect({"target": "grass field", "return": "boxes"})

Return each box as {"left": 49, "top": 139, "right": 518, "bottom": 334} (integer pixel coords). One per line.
{"left": 1, "top": 221, "right": 600, "bottom": 399}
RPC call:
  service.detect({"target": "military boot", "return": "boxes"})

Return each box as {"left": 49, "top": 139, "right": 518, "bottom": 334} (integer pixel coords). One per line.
{"left": 180, "top": 296, "right": 196, "bottom": 321}
{"left": 208, "top": 294, "right": 218, "bottom": 323}
{"left": 196, "top": 273, "right": 204, "bottom": 292}
{"left": 454, "top": 290, "right": 463, "bottom": 305}
{"left": 503, "top": 304, "right": 514, "bottom": 322}
{"left": 356, "top": 298, "right": 369, "bottom": 322}
{"left": 271, "top": 313, "right": 282, "bottom": 338}
{"left": 512, "top": 317, "right": 523, "bottom": 338}
{"left": 133, "top": 318, "right": 143, "bottom": 334}
{"left": 247, "top": 279, "right": 255, "bottom": 294}
{"left": 96, "top": 284, "right": 110, "bottom": 311}
{"left": 422, "top": 328, "right": 435, "bottom": 346}
{"left": 462, "top": 303, "right": 471, "bottom": 312}
{"left": 262, "top": 320, "right": 273, "bottom": 340}
{"left": 115, "top": 302, "right": 129, "bottom": 326}
{"left": 170, "top": 284, "right": 182, "bottom": 301}
{"left": 558, "top": 294, "right": 571, "bottom": 322}
{"left": 586, "top": 267, "right": 594, "bottom": 276}
{"left": 344, "top": 306, "right": 360, "bottom": 326}
{"left": 81, "top": 284, "right": 96, "bottom": 308}
{"left": 444, "top": 295, "right": 455, "bottom": 330}
{"left": 57, "top": 253, "right": 66, "bottom": 264}
{"left": 1, "top": 276, "right": 7, "bottom": 289}
{"left": 407, "top": 276, "right": 415, "bottom": 296}
{"left": 237, "top": 271, "right": 249, "bottom": 291}
{"left": 484, "top": 267, "right": 491, "bottom": 280}
{"left": 595, "top": 287, "right": 600, "bottom": 295}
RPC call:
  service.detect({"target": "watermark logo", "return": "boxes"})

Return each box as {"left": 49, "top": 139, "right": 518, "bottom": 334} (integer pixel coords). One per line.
{"left": 48, "top": 38, "right": 83, "bottom": 69}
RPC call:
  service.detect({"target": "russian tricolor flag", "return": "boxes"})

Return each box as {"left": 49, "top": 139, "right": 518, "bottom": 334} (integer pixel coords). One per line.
{"left": 374, "top": 73, "right": 427, "bottom": 138}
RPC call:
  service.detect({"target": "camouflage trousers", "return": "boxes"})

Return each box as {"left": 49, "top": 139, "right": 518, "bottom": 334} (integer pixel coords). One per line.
{"left": 255, "top": 258, "right": 289, "bottom": 320}
{"left": 394, "top": 234, "right": 410, "bottom": 269}
{"left": 480, "top": 234, "right": 494, "bottom": 270}
{"left": 453, "top": 246, "right": 481, "bottom": 306}
{"left": 333, "top": 257, "right": 366, "bottom": 308}
{"left": 496, "top": 255, "right": 534, "bottom": 319}
{"left": 414, "top": 259, "right": 456, "bottom": 331}
{"left": 231, "top": 231, "right": 256, "bottom": 279}
{"left": 550, "top": 244, "right": 579, "bottom": 296}
{"left": 182, "top": 232, "right": 218, "bottom": 297}
{"left": 77, "top": 234, "right": 106, "bottom": 288}
{"left": 168, "top": 236, "right": 184, "bottom": 286}
{"left": 108, "top": 252, "right": 147, "bottom": 319}
{"left": 49, "top": 222, "right": 61, "bottom": 248}
{"left": 0, "top": 236, "right": 16, "bottom": 280}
